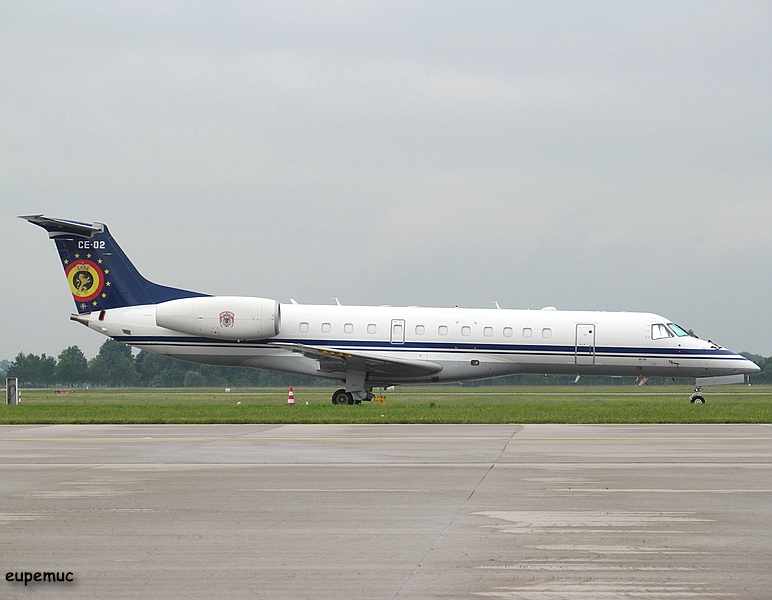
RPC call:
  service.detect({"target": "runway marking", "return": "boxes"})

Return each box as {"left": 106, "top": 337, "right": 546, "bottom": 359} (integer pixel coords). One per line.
{"left": 2, "top": 435, "right": 770, "bottom": 442}
{"left": 474, "top": 511, "right": 733, "bottom": 598}
{"left": 0, "top": 436, "right": 514, "bottom": 442}
{"left": 2, "top": 462, "right": 768, "bottom": 472}
{"left": 0, "top": 513, "right": 51, "bottom": 522}
{"left": 528, "top": 544, "right": 711, "bottom": 555}
{"left": 553, "top": 488, "right": 772, "bottom": 493}
{"left": 474, "top": 581, "right": 732, "bottom": 598}
{"left": 513, "top": 436, "right": 772, "bottom": 441}
{"left": 476, "top": 511, "right": 714, "bottom": 532}
{"left": 0, "top": 463, "right": 510, "bottom": 468}
{"left": 238, "top": 488, "right": 441, "bottom": 492}
{"left": 479, "top": 565, "right": 700, "bottom": 571}
{"left": 24, "top": 490, "right": 133, "bottom": 498}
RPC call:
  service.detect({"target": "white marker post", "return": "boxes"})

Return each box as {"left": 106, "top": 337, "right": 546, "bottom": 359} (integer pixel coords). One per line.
{"left": 6, "top": 377, "right": 18, "bottom": 405}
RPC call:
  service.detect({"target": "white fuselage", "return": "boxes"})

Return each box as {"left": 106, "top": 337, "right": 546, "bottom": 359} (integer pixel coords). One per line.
{"left": 84, "top": 302, "right": 757, "bottom": 385}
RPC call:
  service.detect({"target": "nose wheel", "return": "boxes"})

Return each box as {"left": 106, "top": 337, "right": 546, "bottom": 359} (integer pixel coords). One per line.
{"left": 690, "top": 386, "right": 705, "bottom": 404}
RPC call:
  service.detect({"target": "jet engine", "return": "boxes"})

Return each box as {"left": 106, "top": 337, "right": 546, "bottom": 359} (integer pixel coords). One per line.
{"left": 155, "top": 296, "right": 280, "bottom": 340}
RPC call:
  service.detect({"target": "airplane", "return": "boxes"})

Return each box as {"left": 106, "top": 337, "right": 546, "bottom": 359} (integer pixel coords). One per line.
{"left": 23, "top": 215, "right": 760, "bottom": 404}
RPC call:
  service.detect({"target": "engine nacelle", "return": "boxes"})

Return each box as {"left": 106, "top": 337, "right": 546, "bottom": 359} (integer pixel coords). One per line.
{"left": 155, "top": 296, "right": 280, "bottom": 340}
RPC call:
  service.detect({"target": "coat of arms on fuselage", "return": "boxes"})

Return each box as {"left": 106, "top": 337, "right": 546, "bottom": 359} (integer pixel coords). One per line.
{"left": 219, "top": 311, "right": 235, "bottom": 328}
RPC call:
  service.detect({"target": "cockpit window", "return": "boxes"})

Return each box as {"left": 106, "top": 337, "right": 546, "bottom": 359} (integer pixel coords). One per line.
{"left": 651, "top": 323, "right": 674, "bottom": 340}
{"left": 668, "top": 323, "right": 694, "bottom": 338}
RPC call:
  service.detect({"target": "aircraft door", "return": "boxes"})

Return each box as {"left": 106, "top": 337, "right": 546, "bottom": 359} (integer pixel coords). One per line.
{"left": 390, "top": 319, "right": 405, "bottom": 344}
{"left": 575, "top": 324, "right": 596, "bottom": 366}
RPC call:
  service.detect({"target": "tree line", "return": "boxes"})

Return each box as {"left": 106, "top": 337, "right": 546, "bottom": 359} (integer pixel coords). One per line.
{"left": 2, "top": 341, "right": 771, "bottom": 388}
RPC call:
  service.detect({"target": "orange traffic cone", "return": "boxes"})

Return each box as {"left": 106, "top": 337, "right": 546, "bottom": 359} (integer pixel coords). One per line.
{"left": 287, "top": 385, "right": 295, "bottom": 406}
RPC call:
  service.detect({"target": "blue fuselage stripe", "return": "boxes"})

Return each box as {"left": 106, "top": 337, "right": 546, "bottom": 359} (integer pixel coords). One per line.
{"left": 114, "top": 335, "right": 741, "bottom": 361}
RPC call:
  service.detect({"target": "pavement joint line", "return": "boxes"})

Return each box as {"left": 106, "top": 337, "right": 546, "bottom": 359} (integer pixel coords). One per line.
{"left": 2, "top": 436, "right": 771, "bottom": 442}
{"left": 392, "top": 425, "right": 520, "bottom": 600}
{"left": 2, "top": 463, "right": 769, "bottom": 470}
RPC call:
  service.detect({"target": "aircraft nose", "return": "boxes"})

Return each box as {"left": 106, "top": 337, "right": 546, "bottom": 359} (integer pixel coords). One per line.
{"left": 741, "top": 357, "right": 761, "bottom": 374}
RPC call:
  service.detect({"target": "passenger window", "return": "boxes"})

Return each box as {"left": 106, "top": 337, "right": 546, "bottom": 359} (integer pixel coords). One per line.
{"left": 503, "top": 327, "right": 513, "bottom": 337}
{"left": 438, "top": 325, "right": 448, "bottom": 336}
{"left": 461, "top": 326, "right": 471, "bottom": 336}
{"left": 344, "top": 323, "right": 353, "bottom": 333}
{"left": 415, "top": 325, "right": 425, "bottom": 335}
{"left": 484, "top": 327, "right": 493, "bottom": 337}
{"left": 299, "top": 322, "right": 309, "bottom": 332}
{"left": 542, "top": 328, "right": 552, "bottom": 338}
{"left": 321, "top": 322, "right": 331, "bottom": 333}
{"left": 651, "top": 323, "right": 673, "bottom": 340}
{"left": 367, "top": 324, "right": 377, "bottom": 334}
{"left": 523, "top": 327, "right": 532, "bottom": 338}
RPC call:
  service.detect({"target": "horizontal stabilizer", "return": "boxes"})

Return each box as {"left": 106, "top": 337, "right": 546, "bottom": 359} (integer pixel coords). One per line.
{"left": 20, "top": 215, "right": 104, "bottom": 238}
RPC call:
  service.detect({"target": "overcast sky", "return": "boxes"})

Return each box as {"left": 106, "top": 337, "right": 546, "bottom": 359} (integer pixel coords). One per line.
{"left": 1, "top": 1, "right": 771, "bottom": 362}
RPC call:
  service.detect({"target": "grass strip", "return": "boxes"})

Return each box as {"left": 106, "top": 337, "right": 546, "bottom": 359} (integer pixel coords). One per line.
{"left": 2, "top": 398, "right": 770, "bottom": 424}
{"left": 3, "top": 386, "right": 769, "bottom": 425}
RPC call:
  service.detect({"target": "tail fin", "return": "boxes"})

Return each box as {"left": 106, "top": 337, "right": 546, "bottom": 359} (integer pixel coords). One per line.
{"left": 22, "top": 215, "right": 207, "bottom": 314}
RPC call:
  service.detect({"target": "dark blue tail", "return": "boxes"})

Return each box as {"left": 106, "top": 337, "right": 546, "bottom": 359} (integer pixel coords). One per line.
{"left": 23, "top": 215, "right": 207, "bottom": 314}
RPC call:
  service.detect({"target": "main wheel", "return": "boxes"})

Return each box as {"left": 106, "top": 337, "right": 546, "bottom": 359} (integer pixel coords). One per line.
{"left": 690, "top": 395, "right": 705, "bottom": 404}
{"left": 332, "top": 389, "right": 347, "bottom": 405}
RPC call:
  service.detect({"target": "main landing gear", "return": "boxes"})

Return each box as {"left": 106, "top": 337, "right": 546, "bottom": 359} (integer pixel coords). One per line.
{"left": 331, "top": 388, "right": 375, "bottom": 405}
{"left": 690, "top": 386, "right": 705, "bottom": 404}
{"left": 332, "top": 388, "right": 355, "bottom": 405}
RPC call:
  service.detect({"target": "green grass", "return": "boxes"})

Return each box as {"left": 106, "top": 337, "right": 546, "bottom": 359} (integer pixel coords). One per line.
{"left": 2, "top": 386, "right": 770, "bottom": 424}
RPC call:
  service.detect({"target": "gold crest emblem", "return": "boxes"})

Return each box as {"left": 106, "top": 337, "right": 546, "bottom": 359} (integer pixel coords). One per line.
{"left": 65, "top": 260, "right": 104, "bottom": 302}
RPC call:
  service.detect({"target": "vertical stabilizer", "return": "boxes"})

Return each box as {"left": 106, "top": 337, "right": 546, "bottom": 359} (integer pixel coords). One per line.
{"left": 22, "top": 215, "right": 207, "bottom": 314}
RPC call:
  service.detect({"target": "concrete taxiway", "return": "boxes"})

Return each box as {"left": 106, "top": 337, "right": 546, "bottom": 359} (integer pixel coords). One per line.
{"left": 1, "top": 423, "right": 770, "bottom": 599}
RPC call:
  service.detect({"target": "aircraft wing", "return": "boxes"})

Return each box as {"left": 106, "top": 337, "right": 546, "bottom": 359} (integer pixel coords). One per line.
{"left": 270, "top": 343, "right": 443, "bottom": 378}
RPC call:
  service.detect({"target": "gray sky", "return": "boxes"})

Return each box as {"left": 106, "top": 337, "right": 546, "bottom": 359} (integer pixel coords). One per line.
{"left": 2, "top": 1, "right": 771, "bottom": 361}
